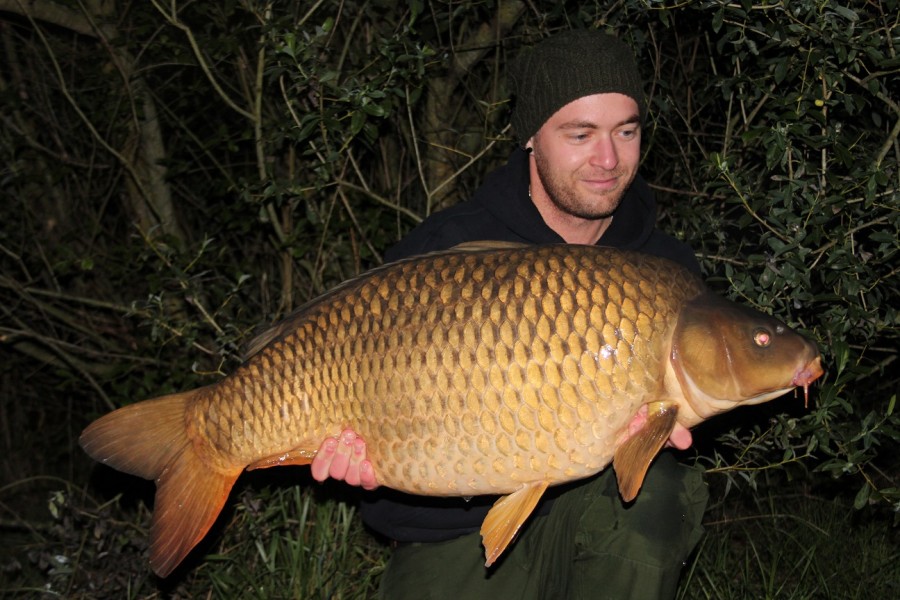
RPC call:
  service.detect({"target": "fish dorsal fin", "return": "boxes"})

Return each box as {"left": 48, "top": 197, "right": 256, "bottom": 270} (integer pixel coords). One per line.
{"left": 448, "top": 240, "right": 530, "bottom": 252}
{"left": 480, "top": 480, "right": 549, "bottom": 566}
{"left": 613, "top": 401, "right": 680, "bottom": 502}
{"left": 242, "top": 240, "right": 531, "bottom": 359}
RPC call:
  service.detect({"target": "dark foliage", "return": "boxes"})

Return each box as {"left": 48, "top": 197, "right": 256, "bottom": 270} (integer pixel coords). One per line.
{"left": 1, "top": 0, "right": 896, "bottom": 596}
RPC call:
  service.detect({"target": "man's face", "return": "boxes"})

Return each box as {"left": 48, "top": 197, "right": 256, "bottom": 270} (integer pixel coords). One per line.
{"left": 528, "top": 93, "right": 642, "bottom": 221}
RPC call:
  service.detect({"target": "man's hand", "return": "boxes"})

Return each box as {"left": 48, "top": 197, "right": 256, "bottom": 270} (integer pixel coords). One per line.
{"left": 667, "top": 423, "right": 692, "bottom": 450}
{"left": 622, "top": 405, "right": 694, "bottom": 450}
{"left": 310, "top": 429, "right": 379, "bottom": 490}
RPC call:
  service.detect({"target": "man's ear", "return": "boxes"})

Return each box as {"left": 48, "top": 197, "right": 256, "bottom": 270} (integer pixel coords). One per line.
{"left": 525, "top": 139, "right": 534, "bottom": 153}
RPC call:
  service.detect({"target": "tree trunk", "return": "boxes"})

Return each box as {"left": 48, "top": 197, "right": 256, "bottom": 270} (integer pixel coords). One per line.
{"left": 1, "top": 0, "right": 186, "bottom": 243}
{"left": 422, "top": 1, "right": 524, "bottom": 213}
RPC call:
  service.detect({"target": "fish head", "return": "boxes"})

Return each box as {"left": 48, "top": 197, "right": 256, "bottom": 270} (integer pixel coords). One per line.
{"left": 671, "top": 291, "right": 823, "bottom": 425}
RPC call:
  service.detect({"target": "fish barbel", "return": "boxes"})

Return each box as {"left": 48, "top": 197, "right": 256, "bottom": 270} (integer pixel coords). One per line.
{"left": 80, "top": 242, "right": 823, "bottom": 577}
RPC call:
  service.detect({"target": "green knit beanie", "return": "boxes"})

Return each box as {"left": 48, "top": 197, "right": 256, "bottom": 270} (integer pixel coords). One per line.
{"left": 508, "top": 30, "right": 645, "bottom": 143}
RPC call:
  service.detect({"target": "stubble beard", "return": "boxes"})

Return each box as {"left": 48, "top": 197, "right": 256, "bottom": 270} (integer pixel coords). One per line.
{"left": 534, "top": 153, "right": 633, "bottom": 221}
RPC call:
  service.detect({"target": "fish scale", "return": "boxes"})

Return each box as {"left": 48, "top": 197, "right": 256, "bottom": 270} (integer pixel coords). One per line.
{"left": 190, "top": 244, "right": 702, "bottom": 495}
{"left": 80, "top": 242, "right": 823, "bottom": 576}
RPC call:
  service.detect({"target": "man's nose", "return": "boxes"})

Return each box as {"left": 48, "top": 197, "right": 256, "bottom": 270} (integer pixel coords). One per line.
{"left": 589, "top": 137, "right": 618, "bottom": 170}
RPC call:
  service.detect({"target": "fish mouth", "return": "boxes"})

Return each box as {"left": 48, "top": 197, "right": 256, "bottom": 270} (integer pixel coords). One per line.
{"left": 793, "top": 356, "right": 824, "bottom": 408}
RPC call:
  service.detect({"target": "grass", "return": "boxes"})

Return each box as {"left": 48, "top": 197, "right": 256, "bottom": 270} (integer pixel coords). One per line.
{"left": 196, "top": 477, "right": 387, "bottom": 600}
{"left": 2, "top": 471, "right": 897, "bottom": 599}
{"left": 0, "top": 469, "right": 388, "bottom": 599}
{"left": 679, "top": 487, "right": 900, "bottom": 599}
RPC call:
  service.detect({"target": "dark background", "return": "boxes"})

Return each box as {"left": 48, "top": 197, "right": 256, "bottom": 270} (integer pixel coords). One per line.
{"left": 1, "top": 1, "right": 897, "bottom": 597}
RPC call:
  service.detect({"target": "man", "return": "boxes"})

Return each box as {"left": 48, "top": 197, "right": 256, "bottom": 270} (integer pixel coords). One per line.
{"left": 311, "top": 29, "right": 708, "bottom": 599}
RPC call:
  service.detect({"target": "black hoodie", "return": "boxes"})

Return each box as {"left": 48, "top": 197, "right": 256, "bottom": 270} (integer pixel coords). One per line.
{"left": 385, "top": 147, "right": 699, "bottom": 272}
{"left": 360, "top": 147, "right": 698, "bottom": 543}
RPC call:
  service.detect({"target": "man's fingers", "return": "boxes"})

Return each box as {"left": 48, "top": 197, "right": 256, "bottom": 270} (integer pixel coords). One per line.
{"left": 667, "top": 424, "right": 693, "bottom": 450}
{"left": 327, "top": 429, "right": 357, "bottom": 478}
{"left": 340, "top": 437, "right": 366, "bottom": 485}
{"left": 310, "top": 429, "right": 379, "bottom": 489}
{"left": 358, "top": 460, "right": 378, "bottom": 490}
{"left": 310, "top": 437, "right": 338, "bottom": 482}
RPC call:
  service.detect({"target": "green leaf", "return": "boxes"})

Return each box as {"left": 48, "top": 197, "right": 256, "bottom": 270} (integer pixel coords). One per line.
{"left": 350, "top": 110, "right": 366, "bottom": 135}
{"left": 832, "top": 5, "right": 859, "bottom": 22}
{"left": 712, "top": 9, "right": 724, "bottom": 33}
{"left": 853, "top": 483, "right": 870, "bottom": 509}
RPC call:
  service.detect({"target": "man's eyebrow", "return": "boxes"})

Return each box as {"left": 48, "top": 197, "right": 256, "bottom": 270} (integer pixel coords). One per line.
{"left": 558, "top": 121, "right": 598, "bottom": 130}
{"left": 557, "top": 115, "right": 641, "bottom": 130}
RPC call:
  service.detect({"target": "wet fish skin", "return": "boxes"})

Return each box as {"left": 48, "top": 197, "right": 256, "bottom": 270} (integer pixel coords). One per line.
{"left": 196, "top": 244, "right": 703, "bottom": 492}
{"left": 79, "top": 243, "right": 823, "bottom": 577}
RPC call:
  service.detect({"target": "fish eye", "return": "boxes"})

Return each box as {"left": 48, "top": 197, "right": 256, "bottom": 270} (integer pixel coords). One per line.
{"left": 753, "top": 328, "right": 772, "bottom": 347}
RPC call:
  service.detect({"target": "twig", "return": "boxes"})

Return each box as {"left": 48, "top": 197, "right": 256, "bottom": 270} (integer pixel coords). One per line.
{"left": 429, "top": 124, "right": 512, "bottom": 200}
{"left": 716, "top": 162, "right": 791, "bottom": 243}
{"left": 149, "top": 0, "right": 255, "bottom": 122}
{"left": 337, "top": 187, "right": 383, "bottom": 265}
{"left": 332, "top": 179, "right": 423, "bottom": 223}
{"left": 405, "top": 86, "right": 431, "bottom": 209}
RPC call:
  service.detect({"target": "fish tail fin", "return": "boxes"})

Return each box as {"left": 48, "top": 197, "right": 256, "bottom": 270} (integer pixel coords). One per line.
{"left": 79, "top": 389, "right": 240, "bottom": 578}
{"left": 148, "top": 433, "right": 238, "bottom": 577}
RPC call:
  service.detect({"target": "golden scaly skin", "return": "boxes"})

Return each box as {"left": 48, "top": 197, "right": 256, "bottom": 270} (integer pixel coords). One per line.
{"left": 189, "top": 244, "right": 705, "bottom": 495}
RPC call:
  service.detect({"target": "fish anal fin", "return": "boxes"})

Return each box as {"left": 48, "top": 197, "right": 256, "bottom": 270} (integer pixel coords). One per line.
{"left": 613, "top": 401, "right": 679, "bottom": 503}
{"left": 480, "top": 480, "right": 549, "bottom": 567}
{"left": 247, "top": 448, "right": 318, "bottom": 470}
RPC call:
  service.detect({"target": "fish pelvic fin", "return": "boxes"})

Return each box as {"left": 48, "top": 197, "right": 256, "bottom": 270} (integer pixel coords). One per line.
{"left": 247, "top": 448, "right": 317, "bottom": 470}
{"left": 613, "top": 401, "right": 679, "bottom": 502}
{"left": 79, "top": 389, "right": 240, "bottom": 578}
{"left": 480, "top": 480, "right": 549, "bottom": 567}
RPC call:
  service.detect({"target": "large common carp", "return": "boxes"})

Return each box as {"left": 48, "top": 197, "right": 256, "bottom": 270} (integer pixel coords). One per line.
{"left": 80, "top": 242, "right": 823, "bottom": 577}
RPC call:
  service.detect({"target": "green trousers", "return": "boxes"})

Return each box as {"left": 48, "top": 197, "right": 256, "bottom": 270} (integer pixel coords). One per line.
{"left": 378, "top": 453, "right": 708, "bottom": 600}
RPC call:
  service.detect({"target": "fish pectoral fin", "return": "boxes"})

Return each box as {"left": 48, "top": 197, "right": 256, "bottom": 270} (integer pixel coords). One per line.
{"left": 246, "top": 448, "right": 318, "bottom": 470}
{"left": 613, "top": 401, "right": 679, "bottom": 503}
{"left": 480, "top": 480, "right": 549, "bottom": 567}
